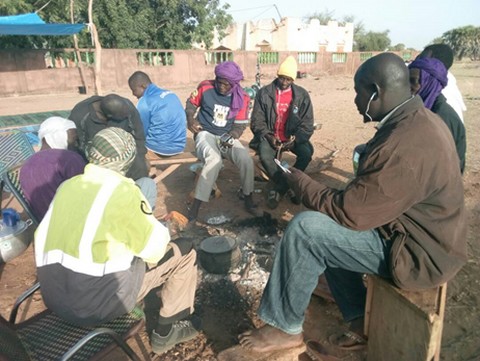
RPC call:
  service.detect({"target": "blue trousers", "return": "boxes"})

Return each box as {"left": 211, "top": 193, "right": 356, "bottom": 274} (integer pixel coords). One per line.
{"left": 258, "top": 211, "right": 391, "bottom": 334}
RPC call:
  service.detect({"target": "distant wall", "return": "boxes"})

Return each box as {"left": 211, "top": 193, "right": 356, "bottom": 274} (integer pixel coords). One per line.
{"left": 0, "top": 49, "right": 417, "bottom": 97}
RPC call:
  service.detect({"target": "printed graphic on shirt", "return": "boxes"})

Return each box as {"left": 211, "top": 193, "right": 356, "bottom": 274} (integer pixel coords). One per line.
{"left": 276, "top": 99, "right": 291, "bottom": 115}
{"left": 159, "top": 91, "right": 172, "bottom": 99}
{"left": 212, "top": 104, "right": 230, "bottom": 127}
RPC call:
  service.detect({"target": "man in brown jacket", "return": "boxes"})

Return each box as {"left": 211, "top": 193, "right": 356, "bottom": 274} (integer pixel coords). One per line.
{"left": 239, "top": 53, "right": 466, "bottom": 353}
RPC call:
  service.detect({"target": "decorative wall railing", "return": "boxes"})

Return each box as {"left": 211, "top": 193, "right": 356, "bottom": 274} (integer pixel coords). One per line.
{"left": 298, "top": 52, "right": 317, "bottom": 64}
{"left": 204, "top": 51, "right": 234, "bottom": 65}
{"left": 332, "top": 53, "right": 348, "bottom": 63}
{"left": 258, "top": 52, "right": 279, "bottom": 64}
{"left": 136, "top": 51, "right": 174, "bottom": 66}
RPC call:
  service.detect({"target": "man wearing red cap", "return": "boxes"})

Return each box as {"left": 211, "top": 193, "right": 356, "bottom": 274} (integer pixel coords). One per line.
{"left": 250, "top": 55, "right": 314, "bottom": 209}
{"left": 185, "top": 61, "right": 260, "bottom": 222}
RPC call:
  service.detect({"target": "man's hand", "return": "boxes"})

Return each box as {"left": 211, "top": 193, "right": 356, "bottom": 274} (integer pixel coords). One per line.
{"left": 264, "top": 133, "right": 281, "bottom": 150}
{"left": 282, "top": 167, "right": 303, "bottom": 200}
{"left": 188, "top": 119, "right": 203, "bottom": 135}
{"left": 282, "top": 136, "right": 296, "bottom": 151}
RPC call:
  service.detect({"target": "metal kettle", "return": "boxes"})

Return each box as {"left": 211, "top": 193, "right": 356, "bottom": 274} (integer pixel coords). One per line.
{"left": 0, "top": 212, "right": 35, "bottom": 264}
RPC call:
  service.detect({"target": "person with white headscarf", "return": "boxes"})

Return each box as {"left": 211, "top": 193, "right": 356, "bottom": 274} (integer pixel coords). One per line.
{"left": 20, "top": 117, "right": 86, "bottom": 221}
{"left": 37, "top": 116, "right": 77, "bottom": 150}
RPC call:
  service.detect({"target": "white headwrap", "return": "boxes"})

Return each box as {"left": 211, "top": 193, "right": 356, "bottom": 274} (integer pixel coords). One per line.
{"left": 38, "top": 116, "right": 76, "bottom": 150}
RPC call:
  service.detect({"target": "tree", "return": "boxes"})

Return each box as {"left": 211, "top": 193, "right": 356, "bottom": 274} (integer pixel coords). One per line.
{"left": 440, "top": 25, "right": 480, "bottom": 60}
{"left": 0, "top": 0, "right": 233, "bottom": 49}
{"left": 306, "top": 8, "right": 336, "bottom": 25}
{"left": 356, "top": 30, "right": 391, "bottom": 52}
{"left": 391, "top": 43, "right": 406, "bottom": 51}
{"left": 341, "top": 15, "right": 366, "bottom": 51}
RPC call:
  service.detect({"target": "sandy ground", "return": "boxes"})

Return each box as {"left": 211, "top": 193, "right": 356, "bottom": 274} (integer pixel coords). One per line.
{"left": 1, "top": 62, "right": 479, "bottom": 361}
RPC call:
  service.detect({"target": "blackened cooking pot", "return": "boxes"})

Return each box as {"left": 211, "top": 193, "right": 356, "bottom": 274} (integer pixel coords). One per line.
{"left": 198, "top": 236, "right": 241, "bottom": 274}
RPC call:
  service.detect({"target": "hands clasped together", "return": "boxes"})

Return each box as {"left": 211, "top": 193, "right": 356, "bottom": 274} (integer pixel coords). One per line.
{"left": 264, "top": 133, "right": 296, "bottom": 153}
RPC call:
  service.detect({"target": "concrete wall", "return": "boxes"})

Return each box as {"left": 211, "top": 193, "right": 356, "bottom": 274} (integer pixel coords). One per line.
{"left": 0, "top": 49, "right": 416, "bottom": 97}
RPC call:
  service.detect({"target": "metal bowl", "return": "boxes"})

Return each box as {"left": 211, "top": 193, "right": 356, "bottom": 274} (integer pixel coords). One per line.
{"left": 198, "top": 236, "right": 241, "bottom": 274}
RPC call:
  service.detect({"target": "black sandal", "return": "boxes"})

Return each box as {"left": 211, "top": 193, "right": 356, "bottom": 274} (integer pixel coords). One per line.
{"left": 328, "top": 331, "right": 367, "bottom": 351}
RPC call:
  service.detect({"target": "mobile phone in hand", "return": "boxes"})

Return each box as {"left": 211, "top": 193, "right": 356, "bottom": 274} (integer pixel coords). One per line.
{"left": 274, "top": 158, "right": 291, "bottom": 174}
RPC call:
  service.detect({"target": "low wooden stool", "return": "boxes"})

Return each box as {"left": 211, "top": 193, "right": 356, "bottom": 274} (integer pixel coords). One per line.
{"left": 364, "top": 275, "right": 447, "bottom": 361}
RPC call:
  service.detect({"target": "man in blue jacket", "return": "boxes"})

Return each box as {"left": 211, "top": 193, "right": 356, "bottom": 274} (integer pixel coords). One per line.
{"left": 128, "top": 71, "right": 187, "bottom": 156}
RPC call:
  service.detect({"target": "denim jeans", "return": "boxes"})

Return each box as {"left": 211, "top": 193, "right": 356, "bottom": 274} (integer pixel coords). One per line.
{"left": 258, "top": 211, "right": 391, "bottom": 334}
{"left": 135, "top": 177, "right": 157, "bottom": 210}
{"left": 258, "top": 138, "right": 313, "bottom": 194}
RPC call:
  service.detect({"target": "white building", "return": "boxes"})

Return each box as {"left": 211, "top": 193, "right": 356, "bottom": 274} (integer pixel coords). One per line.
{"left": 210, "top": 17, "right": 354, "bottom": 52}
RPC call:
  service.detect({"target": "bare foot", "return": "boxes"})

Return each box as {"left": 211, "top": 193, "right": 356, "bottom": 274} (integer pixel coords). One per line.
{"left": 239, "top": 325, "right": 303, "bottom": 353}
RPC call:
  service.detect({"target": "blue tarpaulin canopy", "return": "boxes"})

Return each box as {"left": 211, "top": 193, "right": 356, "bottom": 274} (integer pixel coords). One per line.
{"left": 0, "top": 13, "right": 85, "bottom": 36}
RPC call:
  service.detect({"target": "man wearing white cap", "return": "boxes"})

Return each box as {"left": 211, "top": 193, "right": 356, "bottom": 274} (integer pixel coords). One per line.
{"left": 250, "top": 55, "right": 314, "bottom": 209}
{"left": 20, "top": 116, "right": 86, "bottom": 221}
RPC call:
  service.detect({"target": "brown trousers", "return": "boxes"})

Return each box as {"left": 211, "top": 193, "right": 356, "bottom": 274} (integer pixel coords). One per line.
{"left": 137, "top": 243, "right": 197, "bottom": 322}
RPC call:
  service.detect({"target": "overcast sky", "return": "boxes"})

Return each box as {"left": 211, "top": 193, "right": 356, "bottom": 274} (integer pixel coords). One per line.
{"left": 221, "top": 0, "right": 480, "bottom": 50}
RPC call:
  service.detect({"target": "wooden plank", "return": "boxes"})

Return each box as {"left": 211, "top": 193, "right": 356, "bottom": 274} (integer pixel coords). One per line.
{"left": 364, "top": 275, "right": 375, "bottom": 337}
{"left": 433, "top": 284, "right": 447, "bottom": 361}
{"left": 217, "top": 343, "right": 305, "bottom": 361}
{"left": 147, "top": 150, "right": 199, "bottom": 184}
{"left": 394, "top": 286, "right": 440, "bottom": 313}
{"left": 149, "top": 155, "right": 198, "bottom": 166}
{"left": 153, "top": 164, "right": 181, "bottom": 183}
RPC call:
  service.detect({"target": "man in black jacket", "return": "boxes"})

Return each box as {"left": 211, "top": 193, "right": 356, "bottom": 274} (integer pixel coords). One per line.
{"left": 69, "top": 94, "right": 157, "bottom": 208}
{"left": 250, "top": 56, "right": 314, "bottom": 209}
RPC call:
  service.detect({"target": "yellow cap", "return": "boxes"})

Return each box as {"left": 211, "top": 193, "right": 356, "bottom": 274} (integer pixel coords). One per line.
{"left": 277, "top": 56, "right": 297, "bottom": 80}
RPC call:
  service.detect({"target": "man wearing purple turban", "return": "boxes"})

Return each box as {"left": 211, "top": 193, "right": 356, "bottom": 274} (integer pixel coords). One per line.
{"left": 185, "top": 61, "right": 260, "bottom": 221}
{"left": 418, "top": 44, "right": 466, "bottom": 122}
{"left": 409, "top": 57, "right": 466, "bottom": 173}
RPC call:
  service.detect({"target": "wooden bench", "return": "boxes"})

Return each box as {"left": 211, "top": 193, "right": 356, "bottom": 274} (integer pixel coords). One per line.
{"left": 364, "top": 275, "right": 447, "bottom": 361}
{"left": 148, "top": 151, "right": 199, "bottom": 184}
{"left": 147, "top": 139, "right": 199, "bottom": 184}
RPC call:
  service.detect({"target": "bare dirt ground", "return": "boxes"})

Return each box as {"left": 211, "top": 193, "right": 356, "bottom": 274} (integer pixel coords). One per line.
{"left": 1, "top": 62, "right": 479, "bottom": 361}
